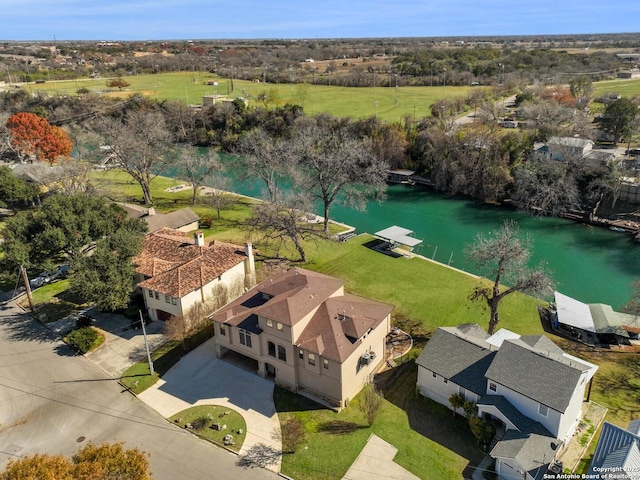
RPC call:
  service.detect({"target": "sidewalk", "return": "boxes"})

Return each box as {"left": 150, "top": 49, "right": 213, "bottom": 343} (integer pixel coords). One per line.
{"left": 342, "top": 434, "right": 420, "bottom": 480}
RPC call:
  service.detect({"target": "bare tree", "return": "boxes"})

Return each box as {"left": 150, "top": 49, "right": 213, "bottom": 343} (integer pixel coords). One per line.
{"left": 95, "top": 111, "right": 173, "bottom": 205}
{"left": 278, "top": 418, "right": 305, "bottom": 454}
{"left": 165, "top": 302, "right": 216, "bottom": 351}
{"left": 248, "top": 193, "right": 323, "bottom": 263}
{"left": 234, "top": 128, "right": 296, "bottom": 202}
{"left": 510, "top": 161, "right": 579, "bottom": 216}
{"left": 358, "top": 384, "right": 384, "bottom": 427}
{"left": 175, "top": 147, "right": 221, "bottom": 205}
{"left": 465, "top": 220, "right": 554, "bottom": 334}
{"left": 295, "top": 123, "right": 387, "bottom": 233}
{"left": 202, "top": 175, "right": 236, "bottom": 219}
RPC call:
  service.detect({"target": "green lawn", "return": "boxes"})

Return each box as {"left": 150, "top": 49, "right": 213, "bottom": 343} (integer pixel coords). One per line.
{"left": 591, "top": 77, "right": 640, "bottom": 98}
{"left": 169, "top": 405, "right": 247, "bottom": 453}
{"left": 28, "top": 72, "right": 478, "bottom": 123}
{"left": 23, "top": 279, "right": 88, "bottom": 322}
{"left": 277, "top": 367, "right": 483, "bottom": 480}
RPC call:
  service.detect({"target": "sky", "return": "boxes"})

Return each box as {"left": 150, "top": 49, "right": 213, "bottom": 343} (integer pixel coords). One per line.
{"left": 2, "top": 0, "right": 640, "bottom": 41}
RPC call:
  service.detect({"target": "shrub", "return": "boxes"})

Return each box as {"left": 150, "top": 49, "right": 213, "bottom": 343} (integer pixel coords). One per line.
{"left": 65, "top": 326, "right": 103, "bottom": 354}
{"left": 358, "top": 384, "right": 384, "bottom": 427}
{"left": 469, "top": 416, "right": 495, "bottom": 447}
{"left": 191, "top": 415, "right": 210, "bottom": 431}
{"left": 281, "top": 418, "right": 306, "bottom": 453}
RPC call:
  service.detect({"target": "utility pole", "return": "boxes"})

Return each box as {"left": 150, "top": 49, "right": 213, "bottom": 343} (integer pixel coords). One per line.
{"left": 139, "top": 310, "right": 154, "bottom": 376}
{"left": 19, "top": 265, "right": 35, "bottom": 312}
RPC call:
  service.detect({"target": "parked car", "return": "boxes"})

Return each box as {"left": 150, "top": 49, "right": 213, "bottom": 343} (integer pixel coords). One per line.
{"left": 626, "top": 149, "right": 640, "bottom": 156}
{"left": 29, "top": 276, "right": 47, "bottom": 289}
{"left": 57, "top": 264, "right": 70, "bottom": 277}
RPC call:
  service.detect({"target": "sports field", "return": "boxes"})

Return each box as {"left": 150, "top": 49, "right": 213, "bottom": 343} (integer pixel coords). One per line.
{"left": 24, "top": 71, "right": 477, "bottom": 123}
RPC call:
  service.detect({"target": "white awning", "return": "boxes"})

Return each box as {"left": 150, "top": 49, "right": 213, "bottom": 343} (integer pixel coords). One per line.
{"left": 554, "top": 291, "right": 596, "bottom": 333}
{"left": 374, "top": 226, "right": 422, "bottom": 248}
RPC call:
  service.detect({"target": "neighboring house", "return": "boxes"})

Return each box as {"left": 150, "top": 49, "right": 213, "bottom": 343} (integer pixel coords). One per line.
{"left": 211, "top": 267, "right": 393, "bottom": 410}
{"left": 547, "top": 137, "right": 594, "bottom": 162}
{"left": 134, "top": 228, "right": 255, "bottom": 321}
{"left": 588, "top": 420, "right": 640, "bottom": 478}
{"left": 552, "top": 291, "right": 640, "bottom": 345}
{"left": 118, "top": 203, "right": 200, "bottom": 233}
{"left": 416, "top": 325, "right": 598, "bottom": 480}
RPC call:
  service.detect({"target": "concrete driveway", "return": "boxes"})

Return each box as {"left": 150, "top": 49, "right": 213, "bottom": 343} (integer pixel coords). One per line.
{"left": 138, "top": 338, "right": 282, "bottom": 472}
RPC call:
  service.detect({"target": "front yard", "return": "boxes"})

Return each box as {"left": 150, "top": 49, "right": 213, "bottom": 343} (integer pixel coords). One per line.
{"left": 276, "top": 366, "right": 484, "bottom": 480}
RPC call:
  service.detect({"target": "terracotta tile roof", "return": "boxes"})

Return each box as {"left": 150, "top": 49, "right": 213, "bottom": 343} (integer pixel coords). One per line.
{"left": 134, "top": 228, "right": 247, "bottom": 298}
{"left": 212, "top": 268, "right": 393, "bottom": 363}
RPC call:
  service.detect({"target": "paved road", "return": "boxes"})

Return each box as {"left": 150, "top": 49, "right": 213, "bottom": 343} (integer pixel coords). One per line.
{"left": 0, "top": 303, "right": 278, "bottom": 480}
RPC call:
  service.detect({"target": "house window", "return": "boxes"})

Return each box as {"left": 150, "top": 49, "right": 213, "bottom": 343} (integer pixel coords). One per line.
{"left": 154, "top": 291, "right": 159, "bottom": 300}
{"left": 432, "top": 372, "right": 437, "bottom": 378}
{"left": 323, "top": 359, "right": 329, "bottom": 369}
{"left": 217, "top": 275, "right": 222, "bottom": 281}
{"left": 219, "top": 324, "right": 226, "bottom": 336}
{"left": 308, "top": 353, "right": 315, "bottom": 366}
{"left": 276, "top": 322, "right": 283, "bottom": 331}
{"left": 538, "top": 403, "right": 548, "bottom": 417}
{"left": 266, "top": 319, "right": 273, "bottom": 328}
{"left": 443, "top": 378, "right": 448, "bottom": 384}
{"left": 171, "top": 297, "right": 177, "bottom": 305}
{"left": 148, "top": 289, "right": 153, "bottom": 297}
{"left": 268, "top": 341, "right": 276, "bottom": 357}
{"left": 239, "top": 329, "right": 252, "bottom": 348}
{"left": 165, "top": 295, "right": 170, "bottom": 303}
{"left": 299, "top": 349, "right": 304, "bottom": 359}
{"left": 489, "top": 382, "right": 497, "bottom": 392}
{"left": 277, "top": 345, "right": 286, "bottom": 362}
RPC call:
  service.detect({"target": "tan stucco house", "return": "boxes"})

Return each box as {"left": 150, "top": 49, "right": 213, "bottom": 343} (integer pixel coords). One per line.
{"left": 134, "top": 228, "right": 256, "bottom": 321}
{"left": 211, "top": 268, "right": 393, "bottom": 409}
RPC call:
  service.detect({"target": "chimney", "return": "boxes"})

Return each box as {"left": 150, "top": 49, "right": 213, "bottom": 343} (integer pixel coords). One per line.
{"left": 244, "top": 242, "right": 256, "bottom": 288}
{"left": 194, "top": 231, "right": 205, "bottom": 247}
{"left": 147, "top": 207, "right": 156, "bottom": 216}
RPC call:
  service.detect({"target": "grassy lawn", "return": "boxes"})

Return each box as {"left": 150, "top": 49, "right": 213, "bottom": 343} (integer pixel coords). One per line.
{"left": 169, "top": 405, "right": 246, "bottom": 453}
{"left": 276, "top": 367, "right": 483, "bottom": 480}
{"left": 591, "top": 77, "right": 640, "bottom": 98}
{"left": 29, "top": 72, "right": 478, "bottom": 123}
{"left": 21, "top": 279, "right": 88, "bottom": 322}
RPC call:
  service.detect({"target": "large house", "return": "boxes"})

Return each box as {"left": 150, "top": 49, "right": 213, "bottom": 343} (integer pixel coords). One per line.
{"left": 416, "top": 325, "right": 598, "bottom": 480}
{"left": 588, "top": 420, "right": 640, "bottom": 478}
{"left": 210, "top": 268, "right": 394, "bottom": 409}
{"left": 134, "top": 228, "right": 256, "bottom": 321}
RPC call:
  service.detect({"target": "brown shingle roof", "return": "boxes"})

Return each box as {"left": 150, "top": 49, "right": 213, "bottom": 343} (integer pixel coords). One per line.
{"left": 134, "top": 228, "right": 247, "bottom": 298}
{"left": 212, "top": 268, "right": 393, "bottom": 363}
{"left": 118, "top": 203, "right": 200, "bottom": 233}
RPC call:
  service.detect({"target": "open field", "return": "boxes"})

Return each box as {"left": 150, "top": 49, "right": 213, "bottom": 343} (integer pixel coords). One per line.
{"left": 591, "top": 77, "right": 640, "bottom": 98}
{"left": 25, "top": 71, "right": 478, "bottom": 123}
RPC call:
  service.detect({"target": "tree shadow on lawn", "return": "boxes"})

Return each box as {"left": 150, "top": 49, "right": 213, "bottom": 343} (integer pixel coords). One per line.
{"left": 383, "top": 366, "right": 485, "bottom": 467}
{"left": 316, "top": 420, "right": 367, "bottom": 435}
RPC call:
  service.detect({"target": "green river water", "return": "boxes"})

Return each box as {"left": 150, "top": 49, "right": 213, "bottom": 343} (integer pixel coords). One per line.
{"left": 226, "top": 177, "right": 640, "bottom": 310}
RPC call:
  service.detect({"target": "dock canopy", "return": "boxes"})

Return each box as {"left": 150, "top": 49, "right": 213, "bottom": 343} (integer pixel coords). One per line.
{"left": 374, "top": 226, "right": 422, "bottom": 249}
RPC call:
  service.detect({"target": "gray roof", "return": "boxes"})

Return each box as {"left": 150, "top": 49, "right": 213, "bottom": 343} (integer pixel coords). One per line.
{"left": 589, "top": 421, "right": 640, "bottom": 478}
{"left": 477, "top": 395, "right": 551, "bottom": 437}
{"left": 118, "top": 203, "right": 200, "bottom": 233}
{"left": 490, "top": 430, "right": 556, "bottom": 480}
{"left": 416, "top": 326, "right": 496, "bottom": 395}
{"left": 484, "top": 339, "right": 583, "bottom": 413}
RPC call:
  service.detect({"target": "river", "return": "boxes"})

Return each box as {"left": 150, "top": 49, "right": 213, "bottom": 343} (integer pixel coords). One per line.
{"left": 220, "top": 172, "right": 640, "bottom": 310}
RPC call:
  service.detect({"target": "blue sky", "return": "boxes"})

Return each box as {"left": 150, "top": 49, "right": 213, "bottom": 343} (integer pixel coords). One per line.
{"left": 3, "top": 0, "right": 640, "bottom": 41}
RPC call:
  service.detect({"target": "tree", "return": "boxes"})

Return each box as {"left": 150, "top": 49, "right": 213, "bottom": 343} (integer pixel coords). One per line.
{"left": 70, "top": 219, "right": 146, "bottom": 311}
{"left": 0, "top": 442, "right": 151, "bottom": 480}
{"left": 596, "top": 98, "right": 639, "bottom": 146}
{"left": 174, "top": 147, "right": 221, "bottom": 205}
{"left": 279, "top": 418, "right": 306, "bottom": 454}
{"left": 0, "top": 165, "right": 38, "bottom": 207}
{"left": 6, "top": 112, "right": 72, "bottom": 164}
{"left": 510, "top": 160, "right": 579, "bottom": 216}
{"left": 1, "top": 195, "right": 145, "bottom": 284}
{"left": 106, "top": 77, "right": 131, "bottom": 91}
{"left": 166, "top": 302, "right": 216, "bottom": 351}
{"left": 248, "top": 194, "right": 323, "bottom": 263}
{"left": 449, "top": 393, "right": 466, "bottom": 417}
{"left": 465, "top": 220, "right": 554, "bottom": 334}
{"left": 202, "top": 175, "right": 236, "bottom": 219}
{"left": 295, "top": 123, "right": 387, "bottom": 233}
{"left": 234, "top": 127, "right": 297, "bottom": 202}
{"left": 358, "top": 384, "right": 384, "bottom": 426}
{"left": 468, "top": 416, "right": 495, "bottom": 447}
{"left": 95, "top": 110, "right": 173, "bottom": 204}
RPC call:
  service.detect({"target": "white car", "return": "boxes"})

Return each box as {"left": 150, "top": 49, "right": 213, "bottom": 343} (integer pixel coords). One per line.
{"left": 29, "top": 276, "right": 47, "bottom": 289}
